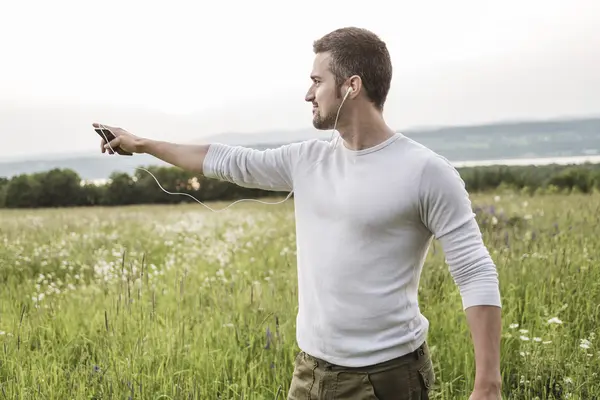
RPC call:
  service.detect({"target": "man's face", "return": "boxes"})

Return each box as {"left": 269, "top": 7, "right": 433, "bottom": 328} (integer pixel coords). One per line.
{"left": 305, "top": 52, "right": 342, "bottom": 130}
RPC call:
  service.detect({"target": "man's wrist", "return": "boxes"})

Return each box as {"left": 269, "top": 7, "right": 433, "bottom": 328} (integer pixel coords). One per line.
{"left": 135, "top": 137, "right": 151, "bottom": 154}
{"left": 474, "top": 373, "right": 502, "bottom": 392}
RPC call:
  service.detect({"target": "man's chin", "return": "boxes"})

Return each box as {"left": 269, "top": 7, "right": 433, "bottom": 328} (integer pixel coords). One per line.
{"left": 312, "top": 118, "right": 334, "bottom": 130}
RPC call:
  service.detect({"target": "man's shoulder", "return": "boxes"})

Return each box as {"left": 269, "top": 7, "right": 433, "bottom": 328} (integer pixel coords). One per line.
{"left": 391, "top": 135, "right": 464, "bottom": 196}
{"left": 395, "top": 135, "right": 453, "bottom": 170}
{"left": 279, "top": 138, "right": 331, "bottom": 160}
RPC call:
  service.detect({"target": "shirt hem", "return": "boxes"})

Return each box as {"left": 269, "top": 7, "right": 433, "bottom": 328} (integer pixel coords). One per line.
{"left": 298, "top": 328, "right": 429, "bottom": 368}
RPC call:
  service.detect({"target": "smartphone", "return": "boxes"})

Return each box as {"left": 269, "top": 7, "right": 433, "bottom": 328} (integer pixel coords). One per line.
{"left": 95, "top": 127, "right": 133, "bottom": 156}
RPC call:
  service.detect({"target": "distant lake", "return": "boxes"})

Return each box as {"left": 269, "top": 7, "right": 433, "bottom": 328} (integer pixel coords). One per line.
{"left": 452, "top": 154, "right": 600, "bottom": 168}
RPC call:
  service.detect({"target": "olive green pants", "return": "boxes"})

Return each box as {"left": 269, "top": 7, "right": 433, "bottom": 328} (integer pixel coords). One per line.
{"left": 287, "top": 342, "right": 435, "bottom": 400}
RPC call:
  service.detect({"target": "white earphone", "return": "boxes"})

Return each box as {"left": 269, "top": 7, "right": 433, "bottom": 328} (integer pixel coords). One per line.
{"left": 342, "top": 86, "right": 353, "bottom": 103}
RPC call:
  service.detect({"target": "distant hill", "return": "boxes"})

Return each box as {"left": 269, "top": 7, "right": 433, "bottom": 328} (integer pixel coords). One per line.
{"left": 1, "top": 117, "right": 599, "bottom": 180}
{"left": 201, "top": 117, "right": 600, "bottom": 160}
{"left": 400, "top": 117, "right": 600, "bottom": 161}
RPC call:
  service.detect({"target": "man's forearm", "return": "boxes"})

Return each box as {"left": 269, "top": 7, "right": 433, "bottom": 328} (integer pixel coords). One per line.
{"left": 466, "top": 305, "right": 502, "bottom": 391}
{"left": 138, "top": 138, "right": 210, "bottom": 174}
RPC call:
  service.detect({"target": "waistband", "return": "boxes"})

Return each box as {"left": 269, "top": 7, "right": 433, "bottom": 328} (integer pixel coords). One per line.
{"left": 298, "top": 341, "right": 430, "bottom": 372}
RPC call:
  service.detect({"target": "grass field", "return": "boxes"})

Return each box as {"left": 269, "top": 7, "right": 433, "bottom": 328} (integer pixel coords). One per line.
{"left": 1, "top": 192, "right": 599, "bottom": 399}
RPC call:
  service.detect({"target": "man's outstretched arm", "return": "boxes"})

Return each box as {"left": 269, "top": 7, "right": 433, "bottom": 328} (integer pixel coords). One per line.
{"left": 95, "top": 123, "right": 305, "bottom": 192}
{"left": 418, "top": 155, "right": 502, "bottom": 398}
{"left": 96, "top": 123, "right": 210, "bottom": 173}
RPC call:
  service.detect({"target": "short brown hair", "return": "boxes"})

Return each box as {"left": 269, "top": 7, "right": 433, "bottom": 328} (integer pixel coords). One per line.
{"left": 313, "top": 27, "right": 392, "bottom": 110}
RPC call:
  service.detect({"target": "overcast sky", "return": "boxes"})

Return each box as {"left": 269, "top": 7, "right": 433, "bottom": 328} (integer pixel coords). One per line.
{"left": 1, "top": 0, "right": 599, "bottom": 158}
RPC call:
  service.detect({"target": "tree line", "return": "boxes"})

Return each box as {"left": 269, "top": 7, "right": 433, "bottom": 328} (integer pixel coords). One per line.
{"left": 1, "top": 162, "right": 600, "bottom": 209}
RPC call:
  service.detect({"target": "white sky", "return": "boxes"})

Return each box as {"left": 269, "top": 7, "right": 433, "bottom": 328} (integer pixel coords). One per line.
{"left": 1, "top": 0, "right": 599, "bottom": 158}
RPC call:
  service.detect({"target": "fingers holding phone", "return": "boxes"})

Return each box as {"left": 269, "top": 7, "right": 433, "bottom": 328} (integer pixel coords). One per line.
{"left": 106, "top": 136, "right": 123, "bottom": 154}
{"left": 93, "top": 123, "right": 136, "bottom": 156}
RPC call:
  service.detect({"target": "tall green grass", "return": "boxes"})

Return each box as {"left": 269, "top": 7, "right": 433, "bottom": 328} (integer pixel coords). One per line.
{"left": 1, "top": 192, "right": 599, "bottom": 399}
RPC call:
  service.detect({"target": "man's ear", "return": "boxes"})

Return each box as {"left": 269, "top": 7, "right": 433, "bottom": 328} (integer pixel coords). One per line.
{"left": 345, "top": 75, "right": 363, "bottom": 99}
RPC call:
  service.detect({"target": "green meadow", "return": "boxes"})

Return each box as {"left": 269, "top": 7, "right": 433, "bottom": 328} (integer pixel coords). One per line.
{"left": 1, "top": 191, "right": 599, "bottom": 399}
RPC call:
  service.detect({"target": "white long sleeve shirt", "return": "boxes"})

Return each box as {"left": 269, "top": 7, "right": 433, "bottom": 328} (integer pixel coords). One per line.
{"left": 203, "top": 132, "right": 501, "bottom": 367}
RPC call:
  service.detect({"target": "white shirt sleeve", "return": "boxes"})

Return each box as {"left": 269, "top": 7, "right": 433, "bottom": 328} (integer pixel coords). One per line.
{"left": 202, "top": 142, "right": 308, "bottom": 192}
{"left": 418, "top": 154, "right": 502, "bottom": 310}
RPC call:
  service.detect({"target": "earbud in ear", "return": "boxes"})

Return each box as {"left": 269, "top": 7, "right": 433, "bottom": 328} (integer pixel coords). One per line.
{"left": 346, "top": 87, "right": 353, "bottom": 94}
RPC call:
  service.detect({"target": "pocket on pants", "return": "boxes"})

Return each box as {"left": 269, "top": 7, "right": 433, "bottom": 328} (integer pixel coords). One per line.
{"left": 288, "top": 353, "right": 317, "bottom": 399}
{"left": 417, "top": 358, "right": 435, "bottom": 399}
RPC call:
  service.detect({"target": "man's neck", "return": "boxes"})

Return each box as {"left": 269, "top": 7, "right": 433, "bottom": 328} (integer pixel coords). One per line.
{"left": 336, "top": 108, "right": 395, "bottom": 151}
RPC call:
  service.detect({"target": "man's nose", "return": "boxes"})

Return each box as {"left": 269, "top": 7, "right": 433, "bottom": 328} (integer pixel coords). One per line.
{"left": 305, "top": 87, "right": 315, "bottom": 102}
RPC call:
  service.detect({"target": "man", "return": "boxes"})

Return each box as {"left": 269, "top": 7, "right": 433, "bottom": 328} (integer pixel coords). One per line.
{"left": 96, "top": 27, "right": 502, "bottom": 400}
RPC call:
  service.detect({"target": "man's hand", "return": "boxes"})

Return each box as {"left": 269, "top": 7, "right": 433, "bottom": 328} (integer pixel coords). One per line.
{"left": 94, "top": 123, "right": 143, "bottom": 155}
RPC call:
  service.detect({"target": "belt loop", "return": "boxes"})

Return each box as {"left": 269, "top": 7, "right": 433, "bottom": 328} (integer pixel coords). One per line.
{"left": 416, "top": 344, "right": 425, "bottom": 359}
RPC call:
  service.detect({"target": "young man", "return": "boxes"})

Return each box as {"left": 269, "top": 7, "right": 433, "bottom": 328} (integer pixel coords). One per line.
{"left": 96, "top": 27, "right": 502, "bottom": 400}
